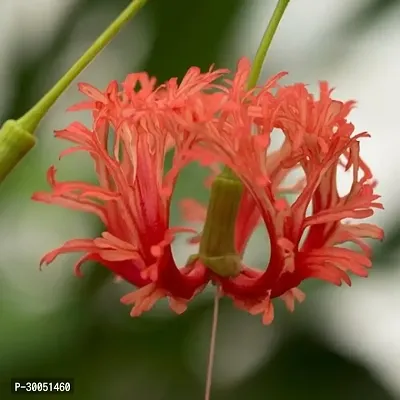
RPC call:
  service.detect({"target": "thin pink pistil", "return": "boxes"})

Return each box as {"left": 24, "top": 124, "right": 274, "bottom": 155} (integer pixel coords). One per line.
{"left": 205, "top": 285, "right": 221, "bottom": 400}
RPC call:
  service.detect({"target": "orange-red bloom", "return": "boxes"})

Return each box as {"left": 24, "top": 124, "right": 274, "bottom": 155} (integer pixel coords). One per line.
{"left": 33, "top": 58, "right": 383, "bottom": 324}
{"left": 32, "top": 67, "right": 226, "bottom": 315}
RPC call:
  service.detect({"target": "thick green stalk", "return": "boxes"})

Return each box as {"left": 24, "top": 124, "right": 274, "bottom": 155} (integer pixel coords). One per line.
{"left": 199, "top": 168, "right": 244, "bottom": 277}
{"left": 0, "top": 121, "right": 36, "bottom": 182}
{"left": 197, "top": 0, "right": 291, "bottom": 277}
{"left": 0, "top": 0, "right": 148, "bottom": 183}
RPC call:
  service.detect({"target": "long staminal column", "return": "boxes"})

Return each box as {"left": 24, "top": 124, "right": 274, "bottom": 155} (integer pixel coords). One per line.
{"left": 198, "top": 0, "right": 291, "bottom": 277}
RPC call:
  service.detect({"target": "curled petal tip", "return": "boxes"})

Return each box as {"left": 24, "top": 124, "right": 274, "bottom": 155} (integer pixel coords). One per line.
{"left": 74, "top": 267, "right": 84, "bottom": 278}
{"left": 129, "top": 308, "right": 143, "bottom": 317}
{"left": 39, "top": 259, "right": 49, "bottom": 271}
{"left": 31, "top": 193, "right": 40, "bottom": 201}
{"left": 120, "top": 296, "right": 130, "bottom": 305}
{"left": 38, "top": 263, "right": 45, "bottom": 271}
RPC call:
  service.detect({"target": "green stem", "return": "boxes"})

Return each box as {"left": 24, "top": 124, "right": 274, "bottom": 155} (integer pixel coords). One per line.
{"left": 247, "top": 0, "right": 290, "bottom": 90}
{"left": 18, "top": 0, "right": 148, "bottom": 133}
{"left": 0, "top": 121, "right": 36, "bottom": 182}
{"left": 221, "top": 0, "right": 290, "bottom": 179}
{"left": 0, "top": 0, "right": 148, "bottom": 184}
{"left": 197, "top": 0, "right": 291, "bottom": 277}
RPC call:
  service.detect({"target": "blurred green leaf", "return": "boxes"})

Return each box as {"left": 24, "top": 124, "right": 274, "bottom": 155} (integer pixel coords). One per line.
{"left": 226, "top": 332, "right": 395, "bottom": 400}
{"left": 340, "top": 0, "right": 399, "bottom": 35}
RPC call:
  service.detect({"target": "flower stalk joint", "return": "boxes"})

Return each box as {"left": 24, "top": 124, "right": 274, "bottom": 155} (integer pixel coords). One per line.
{"left": 0, "top": 120, "right": 36, "bottom": 182}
